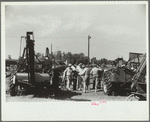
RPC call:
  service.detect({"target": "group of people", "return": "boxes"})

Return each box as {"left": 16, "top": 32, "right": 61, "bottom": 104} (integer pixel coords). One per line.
{"left": 62, "top": 63, "right": 103, "bottom": 93}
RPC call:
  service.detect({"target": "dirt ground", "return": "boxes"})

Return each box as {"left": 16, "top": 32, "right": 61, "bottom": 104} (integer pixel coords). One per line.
{"left": 6, "top": 76, "right": 129, "bottom": 102}
{"left": 6, "top": 75, "right": 130, "bottom": 102}
{"left": 6, "top": 88, "right": 128, "bottom": 102}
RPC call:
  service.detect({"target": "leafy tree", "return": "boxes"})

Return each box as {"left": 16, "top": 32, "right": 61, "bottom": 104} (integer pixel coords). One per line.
{"left": 36, "top": 52, "right": 41, "bottom": 57}
{"left": 66, "top": 52, "right": 72, "bottom": 64}
{"left": 91, "top": 57, "right": 97, "bottom": 64}
{"left": 62, "top": 52, "right": 66, "bottom": 61}
{"left": 34, "top": 50, "right": 116, "bottom": 67}
{"left": 8, "top": 55, "right": 11, "bottom": 59}
{"left": 70, "top": 57, "right": 75, "bottom": 64}
{"left": 83, "top": 56, "right": 89, "bottom": 65}
{"left": 56, "top": 51, "right": 62, "bottom": 60}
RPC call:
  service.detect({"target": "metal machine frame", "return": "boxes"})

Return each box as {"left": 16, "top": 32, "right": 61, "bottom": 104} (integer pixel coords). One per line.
{"left": 126, "top": 54, "right": 146, "bottom": 101}
{"left": 8, "top": 32, "right": 62, "bottom": 96}
{"left": 102, "top": 53, "right": 146, "bottom": 97}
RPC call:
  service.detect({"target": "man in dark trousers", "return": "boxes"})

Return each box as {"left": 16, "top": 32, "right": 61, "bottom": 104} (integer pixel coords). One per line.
{"left": 72, "top": 67, "right": 78, "bottom": 90}
{"left": 90, "top": 64, "right": 102, "bottom": 92}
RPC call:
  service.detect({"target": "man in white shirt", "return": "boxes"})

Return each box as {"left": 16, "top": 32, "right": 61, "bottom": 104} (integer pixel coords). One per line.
{"left": 76, "top": 63, "right": 83, "bottom": 90}
{"left": 79, "top": 64, "right": 90, "bottom": 93}
{"left": 63, "top": 64, "right": 73, "bottom": 91}
{"left": 71, "top": 65, "right": 76, "bottom": 71}
{"left": 90, "top": 64, "right": 102, "bottom": 92}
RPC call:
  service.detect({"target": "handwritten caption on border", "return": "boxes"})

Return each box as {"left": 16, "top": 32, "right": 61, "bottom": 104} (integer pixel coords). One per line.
{"left": 91, "top": 101, "right": 107, "bottom": 105}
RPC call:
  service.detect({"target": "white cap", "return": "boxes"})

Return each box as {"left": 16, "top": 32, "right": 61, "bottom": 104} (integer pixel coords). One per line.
{"left": 71, "top": 66, "right": 76, "bottom": 71}
{"left": 68, "top": 64, "right": 72, "bottom": 67}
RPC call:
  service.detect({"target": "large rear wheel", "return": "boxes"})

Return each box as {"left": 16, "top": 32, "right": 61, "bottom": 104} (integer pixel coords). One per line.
{"left": 103, "top": 82, "right": 113, "bottom": 95}
{"left": 9, "top": 75, "right": 18, "bottom": 96}
{"left": 126, "top": 94, "right": 139, "bottom": 101}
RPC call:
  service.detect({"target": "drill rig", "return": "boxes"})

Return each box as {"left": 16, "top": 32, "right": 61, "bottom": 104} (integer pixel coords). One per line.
{"left": 8, "top": 32, "right": 64, "bottom": 96}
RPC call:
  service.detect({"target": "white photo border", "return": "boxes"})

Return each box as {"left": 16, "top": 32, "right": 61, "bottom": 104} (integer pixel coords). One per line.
{"left": 1, "top": 1, "right": 149, "bottom": 121}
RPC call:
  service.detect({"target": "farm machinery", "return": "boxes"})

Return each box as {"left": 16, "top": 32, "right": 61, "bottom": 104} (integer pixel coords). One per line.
{"left": 126, "top": 53, "right": 146, "bottom": 100}
{"left": 7, "top": 32, "right": 66, "bottom": 96}
{"left": 101, "top": 53, "right": 146, "bottom": 100}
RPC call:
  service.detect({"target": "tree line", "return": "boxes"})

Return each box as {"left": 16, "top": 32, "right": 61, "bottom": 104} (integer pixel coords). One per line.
{"left": 36, "top": 51, "right": 115, "bottom": 66}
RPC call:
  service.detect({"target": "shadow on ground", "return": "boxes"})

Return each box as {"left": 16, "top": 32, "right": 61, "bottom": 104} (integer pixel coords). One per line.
{"left": 97, "top": 88, "right": 132, "bottom": 97}
{"left": 25, "top": 88, "right": 91, "bottom": 101}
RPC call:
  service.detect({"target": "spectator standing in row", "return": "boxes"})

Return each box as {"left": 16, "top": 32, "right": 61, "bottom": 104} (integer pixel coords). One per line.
{"left": 79, "top": 64, "right": 91, "bottom": 93}
{"left": 63, "top": 64, "right": 73, "bottom": 91}
{"left": 72, "top": 64, "right": 78, "bottom": 90}
{"left": 76, "top": 63, "right": 83, "bottom": 91}
{"left": 90, "top": 64, "right": 102, "bottom": 92}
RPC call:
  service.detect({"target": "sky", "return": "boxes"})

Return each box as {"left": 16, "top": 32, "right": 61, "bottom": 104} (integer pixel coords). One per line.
{"left": 5, "top": 3, "right": 147, "bottom": 61}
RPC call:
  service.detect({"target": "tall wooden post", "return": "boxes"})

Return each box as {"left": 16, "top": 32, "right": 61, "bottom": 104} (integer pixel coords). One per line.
{"left": 88, "top": 35, "right": 91, "bottom": 64}
{"left": 51, "top": 44, "right": 52, "bottom": 55}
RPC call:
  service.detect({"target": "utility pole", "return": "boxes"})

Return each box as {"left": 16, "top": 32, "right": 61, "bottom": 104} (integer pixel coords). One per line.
{"left": 51, "top": 44, "right": 52, "bottom": 55}
{"left": 88, "top": 35, "right": 91, "bottom": 64}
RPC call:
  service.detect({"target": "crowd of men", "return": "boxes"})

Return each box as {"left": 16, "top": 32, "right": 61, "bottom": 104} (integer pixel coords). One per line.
{"left": 62, "top": 63, "right": 103, "bottom": 93}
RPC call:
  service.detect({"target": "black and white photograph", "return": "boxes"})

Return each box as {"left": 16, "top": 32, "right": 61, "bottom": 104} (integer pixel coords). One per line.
{"left": 2, "top": 1, "right": 149, "bottom": 121}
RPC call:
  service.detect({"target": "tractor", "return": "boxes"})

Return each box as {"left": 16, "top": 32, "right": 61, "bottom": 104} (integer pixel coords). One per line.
{"left": 101, "top": 53, "right": 146, "bottom": 96}
{"left": 7, "top": 32, "right": 66, "bottom": 96}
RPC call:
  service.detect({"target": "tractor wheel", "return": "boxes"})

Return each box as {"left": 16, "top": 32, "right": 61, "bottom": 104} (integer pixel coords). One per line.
{"left": 10, "top": 85, "right": 17, "bottom": 96}
{"left": 9, "top": 75, "right": 17, "bottom": 96}
{"left": 103, "top": 82, "right": 113, "bottom": 96}
{"left": 126, "top": 94, "right": 139, "bottom": 101}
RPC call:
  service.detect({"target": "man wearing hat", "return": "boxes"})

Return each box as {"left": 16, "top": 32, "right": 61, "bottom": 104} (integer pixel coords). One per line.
{"left": 79, "top": 64, "right": 91, "bottom": 93}
{"left": 72, "top": 64, "right": 78, "bottom": 90}
{"left": 90, "top": 64, "right": 102, "bottom": 92}
{"left": 63, "top": 63, "right": 73, "bottom": 91}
